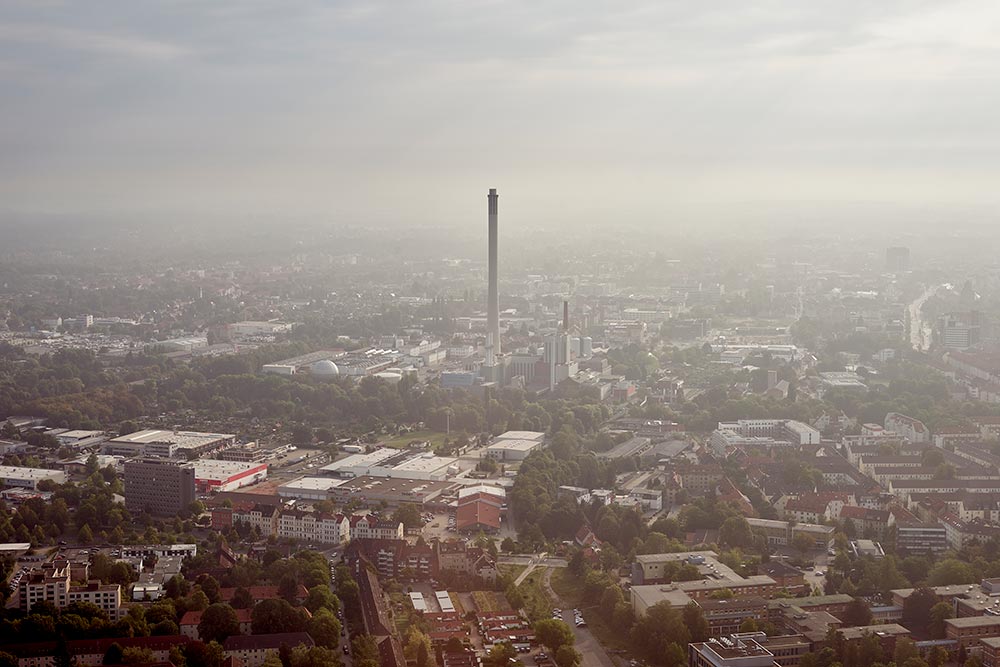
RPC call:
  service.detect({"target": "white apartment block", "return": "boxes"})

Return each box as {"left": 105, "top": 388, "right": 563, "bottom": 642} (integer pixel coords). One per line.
{"left": 884, "top": 412, "right": 930, "bottom": 444}
{"left": 277, "top": 511, "right": 350, "bottom": 546}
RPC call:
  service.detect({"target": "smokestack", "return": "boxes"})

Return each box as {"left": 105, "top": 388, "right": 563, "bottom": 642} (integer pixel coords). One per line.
{"left": 563, "top": 301, "right": 569, "bottom": 331}
{"left": 487, "top": 188, "right": 500, "bottom": 357}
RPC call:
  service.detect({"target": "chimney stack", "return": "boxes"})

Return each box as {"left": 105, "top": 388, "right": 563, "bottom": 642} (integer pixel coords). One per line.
{"left": 563, "top": 301, "right": 570, "bottom": 331}
{"left": 487, "top": 188, "right": 500, "bottom": 357}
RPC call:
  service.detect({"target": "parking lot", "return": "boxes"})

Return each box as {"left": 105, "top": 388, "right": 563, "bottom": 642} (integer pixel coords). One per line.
{"left": 421, "top": 510, "right": 458, "bottom": 542}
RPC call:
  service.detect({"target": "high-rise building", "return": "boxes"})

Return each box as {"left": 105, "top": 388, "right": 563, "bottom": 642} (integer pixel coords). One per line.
{"left": 125, "top": 458, "right": 196, "bottom": 516}
{"left": 886, "top": 246, "right": 910, "bottom": 271}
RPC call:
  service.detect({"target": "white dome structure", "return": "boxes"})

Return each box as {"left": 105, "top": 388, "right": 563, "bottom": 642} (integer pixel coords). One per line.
{"left": 309, "top": 359, "right": 340, "bottom": 377}
{"left": 374, "top": 371, "right": 402, "bottom": 384}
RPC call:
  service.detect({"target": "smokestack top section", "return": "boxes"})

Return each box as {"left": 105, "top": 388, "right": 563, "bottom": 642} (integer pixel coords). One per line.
{"left": 487, "top": 187, "right": 500, "bottom": 358}
{"left": 563, "top": 301, "right": 569, "bottom": 331}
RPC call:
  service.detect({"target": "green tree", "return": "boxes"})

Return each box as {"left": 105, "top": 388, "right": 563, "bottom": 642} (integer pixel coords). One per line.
{"left": 102, "top": 644, "right": 124, "bottom": 665}
{"left": 894, "top": 638, "right": 919, "bottom": 666}
{"left": 719, "top": 516, "right": 754, "bottom": 548}
{"left": 902, "top": 588, "right": 937, "bottom": 636}
{"left": 198, "top": 603, "right": 240, "bottom": 644}
{"left": 352, "top": 635, "right": 380, "bottom": 667}
{"left": 278, "top": 574, "right": 300, "bottom": 603}
{"left": 77, "top": 524, "right": 93, "bottom": 544}
{"left": 928, "top": 602, "right": 954, "bottom": 639}
{"left": 630, "top": 602, "right": 691, "bottom": 665}
{"left": 791, "top": 532, "right": 814, "bottom": 556}
{"left": 304, "top": 585, "right": 339, "bottom": 614}
{"left": 928, "top": 646, "right": 949, "bottom": 667}
{"left": 927, "top": 558, "right": 976, "bottom": 586}
{"left": 485, "top": 643, "right": 517, "bottom": 667}
{"left": 392, "top": 505, "right": 423, "bottom": 531}
{"left": 682, "top": 602, "right": 711, "bottom": 643}
{"left": 555, "top": 646, "right": 581, "bottom": 667}
{"left": 405, "top": 629, "right": 435, "bottom": 667}
{"left": 534, "top": 618, "right": 575, "bottom": 652}
{"left": 230, "top": 587, "right": 253, "bottom": 609}
{"left": 308, "top": 609, "right": 342, "bottom": 649}
{"left": 290, "top": 646, "right": 342, "bottom": 667}
{"left": 252, "top": 598, "right": 307, "bottom": 635}
{"left": 841, "top": 598, "right": 872, "bottom": 627}
{"left": 122, "top": 647, "right": 154, "bottom": 665}
{"left": 739, "top": 618, "right": 758, "bottom": 633}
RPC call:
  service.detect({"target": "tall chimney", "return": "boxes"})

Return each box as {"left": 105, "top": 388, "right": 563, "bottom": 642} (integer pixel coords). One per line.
{"left": 487, "top": 188, "right": 500, "bottom": 357}
{"left": 563, "top": 301, "right": 570, "bottom": 331}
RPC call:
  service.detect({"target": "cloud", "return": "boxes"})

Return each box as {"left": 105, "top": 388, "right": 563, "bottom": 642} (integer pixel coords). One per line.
{"left": 0, "top": 22, "right": 191, "bottom": 61}
{"left": 2, "top": 0, "right": 1000, "bottom": 227}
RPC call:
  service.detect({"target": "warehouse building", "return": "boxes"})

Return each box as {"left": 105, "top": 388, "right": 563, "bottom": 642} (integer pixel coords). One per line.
{"left": 104, "top": 430, "right": 237, "bottom": 458}
{"left": 188, "top": 460, "right": 268, "bottom": 493}
{"left": 329, "top": 476, "right": 453, "bottom": 508}
{"left": 0, "top": 465, "right": 67, "bottom": 490}
{"left": 278, "top": 476, "right": 346, "bottom": 501}
{"left": 320, "top": 447, "right": 457, "bottom": 481}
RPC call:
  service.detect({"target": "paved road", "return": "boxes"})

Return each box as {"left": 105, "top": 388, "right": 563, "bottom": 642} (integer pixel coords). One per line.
{"left": 542, "top": 568, "right": 616, "bottom": 667}
{"left": 908, "top": 284, "right": 944, "bottom": 351}
{"left": 514, "top": 560, "right": 539, "bottom": 587}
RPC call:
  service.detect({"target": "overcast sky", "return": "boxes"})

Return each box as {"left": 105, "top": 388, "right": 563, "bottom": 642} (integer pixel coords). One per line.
{"left": 3, "top": 0, "right": 1000, "bottom": 230}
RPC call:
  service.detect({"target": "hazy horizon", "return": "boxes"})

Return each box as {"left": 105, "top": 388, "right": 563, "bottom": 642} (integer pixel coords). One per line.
{"left": 5, "top": 1, "right": 1000, "bottom": 229}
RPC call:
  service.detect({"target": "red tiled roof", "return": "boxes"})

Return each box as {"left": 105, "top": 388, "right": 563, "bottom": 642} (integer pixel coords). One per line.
{"left": 219, "top": 584, "right": 308, "bottom": 602}
{"left": 180, "top": 608, "right": 251, "bottom": 626}
{"left": 456, "top": 500, "right": 501, "bottom": 530}
{"left": 840, "top": 505, "right": 889, "bottom": 522}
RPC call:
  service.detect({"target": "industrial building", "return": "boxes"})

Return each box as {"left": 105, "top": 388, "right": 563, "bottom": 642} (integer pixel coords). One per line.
{"left": 0, "top": 465, "right": 67, "bottom": 490}
{"left": 188, "top": 460, "right": 268, "bottom": 493}
{"left": 455, "top": 485, "right": 505, "bottom": 532}
{"left": 278, "top": 476, "right": 347, "bottom": 501}
{"left": 262, "top": 350, "right": 345, "bottom": 376}
{"left": 319, "top": 447, "right": 458, "bottom": 480}
{"left": 710, "top": 420, "right": 820, "bottom": 455}
{"left": 328, "top": 476, "right": 453, "bottom": 508}
{"left": 104, "top": 429, "right": 236, "bottom": 458}
{"left": 483, "top": 430, "right": 546, "bottom": 461}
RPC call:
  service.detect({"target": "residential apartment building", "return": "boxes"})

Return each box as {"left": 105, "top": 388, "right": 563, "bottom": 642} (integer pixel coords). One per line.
{"left": 945, "top": 616, "right": 1000, "bottom": 648}
{"left": 19, "top": 560, "right": 122, "bottom": 620}
{"left": 68, "top": 582, "right": 123, "bottom": 621}
{"left": 233, "top": 503, "right": 280, "bottom": 537}
{"left": 884, "top": 413, "right": 930, "bottom": 444}
{"left": 689, "top": 634, "right": 811, "bottom": 667}
{"left": 222, "top": 633, "right": 315, "bottom": 667}
{"left": 698, "top": 597, "right": 768, "bottom": 636}
{"left": 746, "top": 518, "right": 835, "bottom": 550}
{"left": 350, "top": 515, "right": 404, "bottom": 540}
{"left": 674, "top": 465, "right": 727, "bottom": 496}
{"left": 277, "top": 510, "right": 351, "bottom": 545}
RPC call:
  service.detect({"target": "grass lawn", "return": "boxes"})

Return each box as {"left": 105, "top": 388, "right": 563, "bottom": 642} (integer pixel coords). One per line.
{"left": 516, "top": 570, "right": 553, "bottom": 622}
{"left": 500, "top": 564, "right": 528, "bottom": 582}
{"left": 550, "top": 569, "right": 631, "bottom": 652}
{"left": 549, "top": 568, "right": 583, "bottom": 604}
{"left": 381, "top": 430, "right": 451, "bottom": 450}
